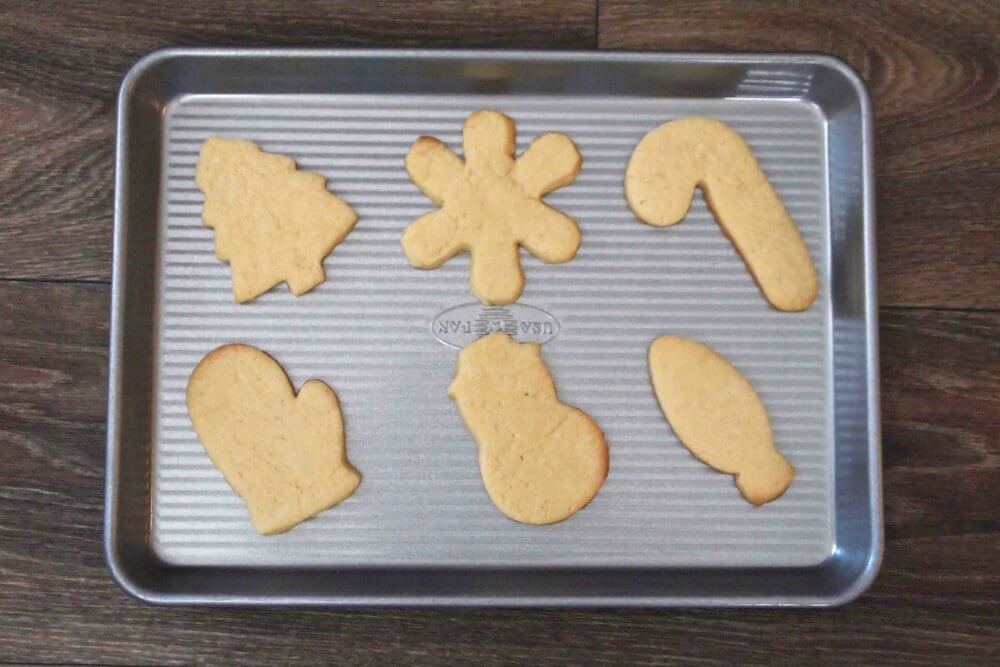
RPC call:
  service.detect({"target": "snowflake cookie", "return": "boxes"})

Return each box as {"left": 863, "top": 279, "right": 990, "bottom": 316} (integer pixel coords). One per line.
{"left": 402, "top": 110, "right": 583, "bottom": 305}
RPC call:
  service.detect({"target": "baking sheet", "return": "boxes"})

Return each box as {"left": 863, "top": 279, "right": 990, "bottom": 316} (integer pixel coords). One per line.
{"left": 107, "top": 50, "right": 880, "bottom": 605}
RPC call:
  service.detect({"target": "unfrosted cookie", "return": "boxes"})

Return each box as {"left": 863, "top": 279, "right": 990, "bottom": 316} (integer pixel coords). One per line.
{"left": 196, "top": 137, "right": 357, "bottom": 303}
{"left": 448, "top": 332, "right": 608, "bottom": 524}
{"left": 186, "top": 344, "right": 361, "bottom": 535}
{"left": 648, "top": 335, "right": 794, "bottom": 505}
{"left": 403, "top": 110, "right": 583, "bottom": 305}
{"left": 626, "top": 117, "right": 818, "bottom": 312}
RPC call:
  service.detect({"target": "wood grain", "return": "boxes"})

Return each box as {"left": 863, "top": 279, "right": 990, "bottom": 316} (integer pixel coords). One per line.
{"left": 1, "top": 2, "right": 999, "bottom": 664}
{"left": 599, "top": 0, "right": 1000, "bottom": 310}
{"left": 0, "top": 0, "right": 596, "bottom": 282}
{"left": 880, "top": 309, "right": 1000, "bottom": 543}
{"left": 0, "top": 282, "right": 997, "bottom": 664}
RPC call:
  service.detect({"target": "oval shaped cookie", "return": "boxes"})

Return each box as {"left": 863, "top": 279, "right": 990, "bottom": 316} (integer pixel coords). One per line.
{"left": 187, "top": 344, "right": 361, "bottom": 534}
{"left": 648, "top": 335, "right": 794, "bottom": 505}
{"left": 625, "top": 117, "right": 818, "bottom": 312}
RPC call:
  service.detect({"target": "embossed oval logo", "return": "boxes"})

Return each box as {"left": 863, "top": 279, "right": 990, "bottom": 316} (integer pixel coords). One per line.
{"left": 431, "top": 303, "right": 561, "bottom": 349}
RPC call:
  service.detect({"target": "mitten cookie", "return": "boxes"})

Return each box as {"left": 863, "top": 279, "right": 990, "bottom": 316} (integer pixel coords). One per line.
{"left": 448, "top": 332, "right": 608, "bottom": 524}
{"left": 403, "top": 110, "right": 583, "bottom": 305}
{"left": 196, "top": 137, "right": 357, "bottom": 303}
{"left": 648, "top": 335, "right": 794, "bottom": 505}
{"left": 626, "top": 117, "right": 818, "bottom": 312}
{"left": 186, "top": 344, "right": 361, "bottom": 534}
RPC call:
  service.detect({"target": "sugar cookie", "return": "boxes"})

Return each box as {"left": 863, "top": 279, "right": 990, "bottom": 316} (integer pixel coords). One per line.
{"left": 448, "top": 333, "right": 608, "bottom": 524}
{"left": 648, "top": 335, "right": 794, "bottom": 505}
{"left": 403, "top": 110, "right": 583, "bottom": 305}
{"left": 626, "top": 117, "right": 818, "bottom": 312}
{"left": 196, "top": 137, "right": 357, "bottom": 303}
{"left": 186, "top": 344, "right": 361, "bottom": 534}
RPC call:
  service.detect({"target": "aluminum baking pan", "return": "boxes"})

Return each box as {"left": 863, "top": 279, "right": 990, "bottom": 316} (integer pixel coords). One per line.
{"left": 106, "top": 49, "right": 880, "bottom": 606}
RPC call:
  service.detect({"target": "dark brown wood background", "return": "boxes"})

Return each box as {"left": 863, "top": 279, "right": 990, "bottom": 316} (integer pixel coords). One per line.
{"left": 1, "top": 1, "right": 997, "bottom": 664}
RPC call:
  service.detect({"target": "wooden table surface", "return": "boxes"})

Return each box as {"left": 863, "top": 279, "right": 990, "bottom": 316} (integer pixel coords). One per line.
{"left": 1, "top": 1, "right": 997, "bottom": 663}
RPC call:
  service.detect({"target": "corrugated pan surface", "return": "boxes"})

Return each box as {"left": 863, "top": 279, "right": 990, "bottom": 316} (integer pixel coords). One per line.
{"left": 153, "top": 94, "right": 833, "bottom": 568}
